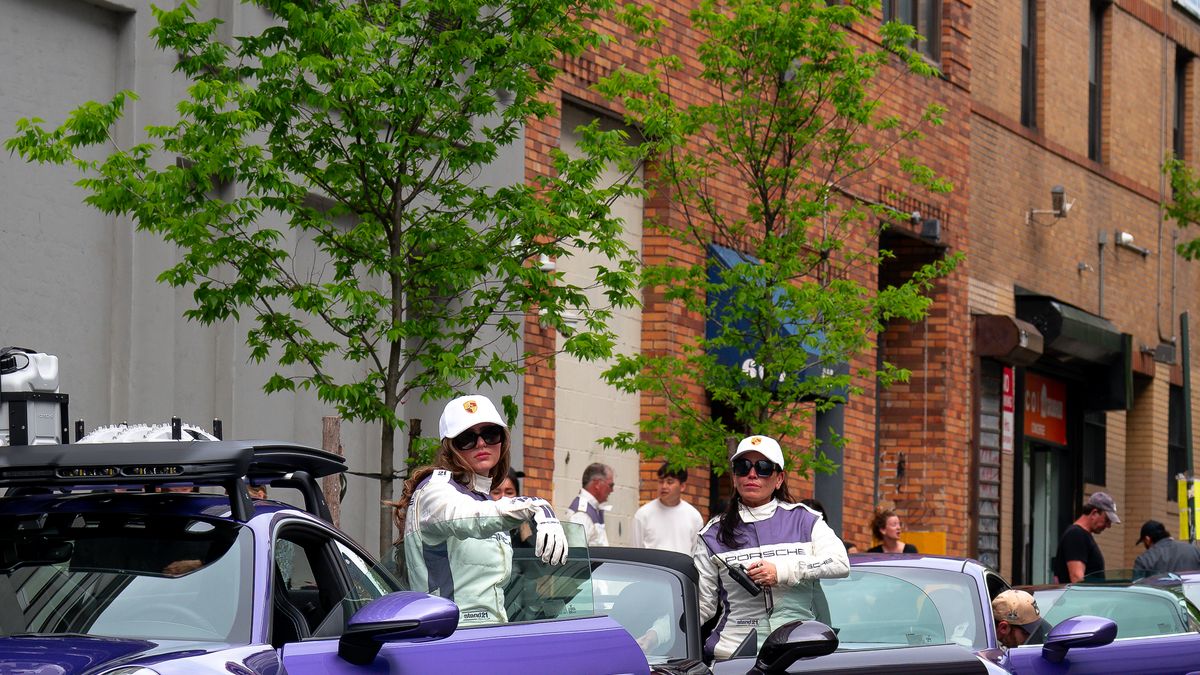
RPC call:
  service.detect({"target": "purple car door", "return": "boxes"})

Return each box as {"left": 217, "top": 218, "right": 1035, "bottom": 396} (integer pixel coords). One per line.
{"left": 280, "top": 615, "right": 650, "bottom": 674}
{"left": 1006, "top": 633, "right": 1200, "bottom": 674}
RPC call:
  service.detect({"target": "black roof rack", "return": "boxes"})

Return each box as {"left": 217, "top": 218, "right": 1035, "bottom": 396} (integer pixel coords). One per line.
{"left": 0, "top": 440, "right": 345, "bottom": 523}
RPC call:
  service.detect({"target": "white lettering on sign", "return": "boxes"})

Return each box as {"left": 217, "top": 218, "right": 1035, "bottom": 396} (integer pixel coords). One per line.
{"left": 1039, "top": 384, "right": 1063, "bottom": 419}
{"left": 1023, "top": 386, "right": 1064, "bottom": 420}
{"left": 741, "top": 358, "right": 787, "bottom": 383}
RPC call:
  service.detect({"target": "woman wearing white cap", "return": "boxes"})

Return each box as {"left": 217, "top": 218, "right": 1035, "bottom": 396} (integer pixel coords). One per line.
{"left": 392, "top": 394, "right": 568, "bottom": 626}
{"left": 695, "top": 434, "right": 850, "bottom": 661}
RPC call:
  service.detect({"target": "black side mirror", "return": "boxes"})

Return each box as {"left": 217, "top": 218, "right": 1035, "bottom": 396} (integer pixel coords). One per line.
{"left": 337, "top": 592, "right": 458, "bottom": 666}
{"left": 752, "top": 620, "right": 838, "bottom": 674}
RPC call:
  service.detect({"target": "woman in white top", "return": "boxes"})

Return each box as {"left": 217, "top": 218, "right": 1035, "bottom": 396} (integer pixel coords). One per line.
{"left": 392, "top": 394, "right": 567, "bottom": 625}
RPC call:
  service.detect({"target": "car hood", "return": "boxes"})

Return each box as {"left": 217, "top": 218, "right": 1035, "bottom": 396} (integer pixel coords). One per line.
{"left": 0, "top": 635, "right": 228, "bottom": 674}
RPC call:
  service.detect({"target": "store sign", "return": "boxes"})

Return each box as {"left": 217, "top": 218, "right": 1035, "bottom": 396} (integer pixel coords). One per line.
{"left": 1001, "top": 367, "right": 1015, "bottom": 454}
{"left": 1024, "top": 372, "right": 1067, "bottom": 445}
{"left": 1178, "top": 0, "right": 1200, "bottom": 21}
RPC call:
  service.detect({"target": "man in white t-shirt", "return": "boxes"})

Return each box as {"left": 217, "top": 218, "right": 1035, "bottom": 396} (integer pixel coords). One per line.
{"left": 630, "top": 462, "right": 703, "bottom": 555}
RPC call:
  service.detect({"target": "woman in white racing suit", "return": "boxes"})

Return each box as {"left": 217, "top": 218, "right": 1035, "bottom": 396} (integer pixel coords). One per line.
{"left": 695, "top": 435, "right": 850, "bottom": 661}
{"left": 392, "top": 394, "right": 568, "bottom": 625}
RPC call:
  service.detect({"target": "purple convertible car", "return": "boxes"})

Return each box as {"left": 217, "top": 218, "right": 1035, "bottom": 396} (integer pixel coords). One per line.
{"left": 0, "top": 440, "right": 650, "bottom": 674}
{"left": 591, "top": 551, "right": 1169, "bottom": 674}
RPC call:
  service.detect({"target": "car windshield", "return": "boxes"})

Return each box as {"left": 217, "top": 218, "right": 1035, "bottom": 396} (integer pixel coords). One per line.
{"left": 0, "top": 510, "right": 252, "bottom": 642}
{"left": 822, "top": 567, "right": 987, "bottom": 650}
{"left": 589, "top": 559, "right": 689, "bottom": 664}
{"left": 401, "top": 516, "right": 594, "bottom": 627}
{"left": 1036, "top": 585, "right": 1200, "bottom": 639}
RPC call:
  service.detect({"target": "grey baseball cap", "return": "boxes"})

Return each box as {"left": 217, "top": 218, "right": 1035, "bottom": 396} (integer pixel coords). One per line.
{"left": 1087, "top": 491, "right": 1120, "bottom": 524}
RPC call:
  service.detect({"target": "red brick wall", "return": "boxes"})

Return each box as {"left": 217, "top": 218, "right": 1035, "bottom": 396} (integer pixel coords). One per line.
{"left": 522, "top": 3, "right": 975, "bottom": 555}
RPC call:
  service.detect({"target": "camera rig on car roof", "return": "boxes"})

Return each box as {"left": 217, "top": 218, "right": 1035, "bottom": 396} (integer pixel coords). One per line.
{"left": 0, "top": 440, "right": 346, "bottom": 523}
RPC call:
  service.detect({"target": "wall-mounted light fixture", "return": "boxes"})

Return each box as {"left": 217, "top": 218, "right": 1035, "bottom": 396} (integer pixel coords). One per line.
{"left": 1114, "top": 230, "right": 1151, "bottom": 257}
{"left": 1026, "top": 185, "right": 1075, "bottom": 225}
{"left": 906, "top": 210, "right": 943, "bottom": 244}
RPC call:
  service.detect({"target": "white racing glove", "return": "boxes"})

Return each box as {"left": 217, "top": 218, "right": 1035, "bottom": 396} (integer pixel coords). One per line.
{"left": 531, "top": 502, "right": 569, "bottom": 566}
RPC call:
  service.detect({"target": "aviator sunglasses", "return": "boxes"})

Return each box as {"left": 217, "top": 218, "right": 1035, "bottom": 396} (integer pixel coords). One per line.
{"left": 731, "top": 458, "right": 780, "bottom": 478}
{"left": 452, "top": 424, "right": 506, "bottom": 451}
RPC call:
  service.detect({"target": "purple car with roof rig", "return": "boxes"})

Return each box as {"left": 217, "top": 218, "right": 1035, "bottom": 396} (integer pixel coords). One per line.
{"left": 0, "top": 440, "right": 649, "bottom": 674}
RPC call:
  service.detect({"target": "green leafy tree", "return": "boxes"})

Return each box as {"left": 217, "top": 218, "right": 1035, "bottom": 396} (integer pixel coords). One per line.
{"left": 7, "top": 0, "right": 642, "bottom": 554}
{"left": 1165, "top": 156, "right": 1200, "bottom": 260}
{"left": 595, "top": 0, "right": 960, "bottom": 475}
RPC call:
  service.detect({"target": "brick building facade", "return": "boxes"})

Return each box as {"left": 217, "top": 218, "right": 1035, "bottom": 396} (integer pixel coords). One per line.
{"left": 971, "top": 0, "right": 1200, "bottom": 583}
{"left": 520, "top": 2, "right": 976, "bottom": 553}
{"left": 8, "top": 0, "right": 1200, "bottom": 576}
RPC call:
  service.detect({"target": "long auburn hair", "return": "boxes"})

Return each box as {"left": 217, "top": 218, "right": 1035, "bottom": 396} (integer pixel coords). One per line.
{"left": 717, "top": 471, "right": 794, "bottom": 549}
{"left": 389, "top": 428, "right": 511, "bottom": 544}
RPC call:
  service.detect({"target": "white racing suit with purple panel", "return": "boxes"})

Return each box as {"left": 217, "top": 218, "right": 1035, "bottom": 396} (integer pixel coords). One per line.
{"left": 404, "top": 470, "right": 556, "bottom": 626}
{"left": 695, "top": 500, "right": 850, "bottom": 660}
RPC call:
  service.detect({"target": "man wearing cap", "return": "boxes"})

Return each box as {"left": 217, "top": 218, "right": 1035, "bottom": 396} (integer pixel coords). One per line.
{"left": 567, "top": 462, "right": 614, "bottom": 546}
{"left": 1052, "top": 492, "right": 1119, "bottom": 583}
{"left": 992, "top": 589, "right": 1049, "bottom": 648}
{"left": 1133, "top": 520, "right": 1200, "bottom": 577}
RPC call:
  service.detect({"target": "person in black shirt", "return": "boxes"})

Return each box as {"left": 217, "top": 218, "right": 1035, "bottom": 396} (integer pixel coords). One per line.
{"left": 1053, "top": 491, "right": 1119, "bottom": 583}
{"left": 867, "top": 509, "right": 918, "bottom": 554}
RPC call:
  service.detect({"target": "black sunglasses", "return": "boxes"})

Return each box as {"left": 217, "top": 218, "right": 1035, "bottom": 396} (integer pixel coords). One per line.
{"left": 452, "top": 424, "right": 506, "bottom": 451}
{"left": 731, "top": 458, "right": 779, "bottom": 478}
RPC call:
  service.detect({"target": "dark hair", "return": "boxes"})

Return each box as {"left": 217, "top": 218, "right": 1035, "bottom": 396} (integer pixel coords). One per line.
{"left": 799, "top": 498, "right": 827, "bottom": 520}
{"left": 657, "top": 462, "right": 688, "bottom": 482}
{"left": 871, "top": 509, "right": 898, "bottom": 542}
{"left": 717, "top": 473, "right": 794, "bottom": 549}
{"left": 390, "top": 429, "right": 511, "bottom": 543}
{"left": 503, "top": 467, "right": 523, "bottom": 496}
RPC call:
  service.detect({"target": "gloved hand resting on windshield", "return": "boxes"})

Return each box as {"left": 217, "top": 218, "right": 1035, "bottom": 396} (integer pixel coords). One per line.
{"left": 531, "top": 503, "right": 569, "bottom": 566}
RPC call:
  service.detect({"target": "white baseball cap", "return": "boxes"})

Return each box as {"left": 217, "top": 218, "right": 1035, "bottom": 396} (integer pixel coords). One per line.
{"left": 731, "top": 435, "right": 785, "bottom": 469}
{"left": 439, "top": 394, "right": 506, "bottom": 440}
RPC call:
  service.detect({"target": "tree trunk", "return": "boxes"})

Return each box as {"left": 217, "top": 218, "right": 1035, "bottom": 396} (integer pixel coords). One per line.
{"left": 379, "top": 421, "right": 396, "bottom": 557}
{"left": 321, "top": 416, "right": 343, "bottom": 528}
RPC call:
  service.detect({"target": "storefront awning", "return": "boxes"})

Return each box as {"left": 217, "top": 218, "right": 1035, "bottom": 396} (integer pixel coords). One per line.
{"left": 1016, "top": 295, "right": 1132, "bottom": 410}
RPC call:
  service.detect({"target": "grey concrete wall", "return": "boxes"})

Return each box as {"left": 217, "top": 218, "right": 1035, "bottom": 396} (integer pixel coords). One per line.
{"left": 0, "top": 0, "right": 524, "bottom": 553}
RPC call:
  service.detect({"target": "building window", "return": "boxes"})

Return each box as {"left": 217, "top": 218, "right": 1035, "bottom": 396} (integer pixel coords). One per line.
{"left": 1020, "top": 0, "right": 1037, "bottom": 128}
{"left": 884, "top": 0, "right": 942, "bottom": 63}
{"left": 1082, "top": 411, "right": 1106, "bottom": 486}
{"left": 1175, "top": 49, "right": 1192, "bottom": 160}
{"left": 1169, "top": 385, "right": 1186, "bottom": 502}
{"left": 1088, "top": 1, "right": 1108, "bottom": 162}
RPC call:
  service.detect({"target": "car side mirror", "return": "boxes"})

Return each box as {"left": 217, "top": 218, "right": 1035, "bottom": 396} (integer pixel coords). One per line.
{"left": 338, "top": 592, "right": 458, "bottom": 666}
{"left": 753, "top": 620, "right": 838, "bottom": 674}
{"left": 1041, "top": 615, "right": 1117, "bottom": 664}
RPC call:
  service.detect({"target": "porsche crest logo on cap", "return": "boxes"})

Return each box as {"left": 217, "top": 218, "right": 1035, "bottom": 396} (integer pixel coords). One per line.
{"left": 463, "top": 400, "right": 478, "bottom": 414}
{"left": 751, "top": 436, "right": 762, "bottom": 445}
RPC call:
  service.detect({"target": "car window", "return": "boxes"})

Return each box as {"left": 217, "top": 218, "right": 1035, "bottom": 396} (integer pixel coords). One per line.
{"left": 822, "top": 568, "right": 986, "bottom": 650}
{"left": 587, "top": 560, "right": 688, "bottom": 665}
{"left": 1039, "top": 587, "right": 1195, "bottom": 639}
{"left": 0, "top": 511, "right": 252, "bottom": 643}
{"left": 332, "top": 539, "right": 397, "bottom": 604}
{"left": 402, "top": 516, "right": 593, "bottom": 627}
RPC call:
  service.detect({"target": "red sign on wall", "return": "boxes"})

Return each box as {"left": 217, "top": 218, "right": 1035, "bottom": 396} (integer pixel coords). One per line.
{"left": 1001, "top": 367, "right": 1014, "bottom": 454}
{"left": 1024, "top": 372, "right": 1067, "bottom": 445}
